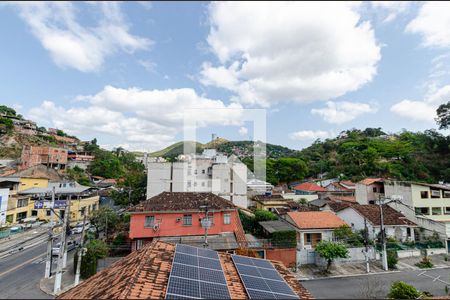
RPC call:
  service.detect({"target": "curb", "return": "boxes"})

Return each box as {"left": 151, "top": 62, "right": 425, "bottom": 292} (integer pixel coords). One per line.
{"left": 298, "top": 270, "right": 402, "bottom": 281}
{"left": 39, "top": 277, "right": 55, "bottom": 296}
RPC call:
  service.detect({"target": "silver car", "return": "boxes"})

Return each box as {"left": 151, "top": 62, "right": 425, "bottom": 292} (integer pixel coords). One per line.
{"left": 52, "top": 240, "right": 78, "bottom": 256}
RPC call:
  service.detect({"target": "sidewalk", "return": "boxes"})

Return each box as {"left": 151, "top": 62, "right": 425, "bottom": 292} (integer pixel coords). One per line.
{"left": 296, "top": 260, "right": 388, "bottom": 280}
{"left": 0, "top": 226, "right": 48, "bottom": 259}
{"left": 40, "top": 253, "right": 77, "bottom": 297}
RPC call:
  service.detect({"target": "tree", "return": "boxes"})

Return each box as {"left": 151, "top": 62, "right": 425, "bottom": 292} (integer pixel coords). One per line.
{"left": 436, "top": 101, "right": 450, "bottom": 130}
{"left": 254, "top": 209, "right": 278, "bottom": 223}
{"left": 315, "top": 241, "right": 349, "bottom": 272}
{"left": 90, "top": 208, "right": 119, "bottom": 239}
{"left": 0, "top": 105, "right": 16, "bottom": 116}
{"left": 0, "top": 117, "right": 14, "bottom": 133}
{"left": 74, "top": 239, "right": 109, "bottom": 279}
{"left": 387, "top": 281, "right": 421, "bottom": 299}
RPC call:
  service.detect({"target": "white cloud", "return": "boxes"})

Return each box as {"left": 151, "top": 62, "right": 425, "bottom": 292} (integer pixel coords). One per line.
{"left": 311, "top": 101, "right": 378, "bottom": 124}
{"left": 390, "top": 84, "right": 450, "bottom": 122}
{"left": 201, "top": 2, "right": 381, "bottom": 107}
{"left": 27, "top": 86, "right": 245, "bottom": 151}
{"left": 406, "top": 2, "right": 450, "bottom": 49}
{"left": 289, "top": 130, "right": 333, "bottom": 141}
{"left": 9, "top": 2, "right": 151, "bottom": 72}
{"left": 138, "top": 59, "right": 157, "bottom": 73}
{"left": 238, "top": 127, "right": 248, "bottom": 136}
{"left": 371, "top": 1, "right": 412, "bottom": 23}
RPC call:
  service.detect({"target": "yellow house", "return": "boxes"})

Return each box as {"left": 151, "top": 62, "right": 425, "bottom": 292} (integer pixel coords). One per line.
{"left": 253, "top": 194, "right": 291, "bottom": 212}
{"left": 18, "top": 177, "right": 49, "bottom": 191}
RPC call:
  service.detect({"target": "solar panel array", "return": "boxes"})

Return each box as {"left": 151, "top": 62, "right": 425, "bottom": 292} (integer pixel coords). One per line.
{"left": 231, "top": 254, "right": 299, "bottom": 299}
{"left": 165, "top": 244, "right": 231, "bottom": 299}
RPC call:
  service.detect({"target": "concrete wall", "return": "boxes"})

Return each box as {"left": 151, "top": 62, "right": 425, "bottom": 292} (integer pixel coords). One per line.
{"left": 397, "top": 249, "right": 421, "bottom": 258}
{"left": 147, "top": 162, "right": 172, "bottom": 198}
{"left": 282, "top": 194, "right": 318, "bottom": 202}
{"left": 356, "top": 184, "right": 369, "bottom": 204}
{"left": 426, "top": 248, "right": 447, "bottom": 256}
{"left": 297, "top": 247, "right": 379, "bottom": 266}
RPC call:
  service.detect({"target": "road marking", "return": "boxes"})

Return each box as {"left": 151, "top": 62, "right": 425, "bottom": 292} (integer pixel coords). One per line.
{"left": 418, "top": 271, "right": 426, "bottom": 276}
{"left": 0, "top": 253, "right": 46, "bottom": 278}
{"left": 433, "top": 275, "right": 441, "bottom": 282}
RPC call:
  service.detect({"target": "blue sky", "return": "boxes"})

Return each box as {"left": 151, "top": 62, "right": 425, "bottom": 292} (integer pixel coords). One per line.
{"left": 1, "top": 2, "right": 449, "bottom": 152}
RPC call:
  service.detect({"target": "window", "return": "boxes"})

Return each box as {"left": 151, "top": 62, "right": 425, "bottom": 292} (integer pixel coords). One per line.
{"left": 136, "top": 240, "right": 143, "bottom": 250}
{"left": 432, "top": 207, "right": 442, "bottom": 215}
{"left": 380, "top": 187, "right": 385, "bottom": 193}
{"left": 420, "top": 191, "right": 429, "bottom": 199}
{"left": 194, "top": 182, "right": 197, "bottom": 187}
{"left": 444, "top": 191, "right": 450, "bottom": 198}
{"left": 373, "top": 187, "right": 377, "bottom": 193}
{"left": 145, "top": 216, "right": 155, "bottom": 227}
{"left": 92, "top": 204, "right": 97, "bottom": 211}
{"left": 305, "top": 233, "right": 312, "bottom": 244}
{"left": 224, "top": 213, "right": 231, "bottom": 225}
{"left": 415, "top": 207, "right": 429, "bottom": 215}
{"left": 194, "top": 170, "right": 198, "bottom": 175}
{"left": 201, "top": 182, "right": 205, "bottom": 187}
{"left": 431, "top": 190, "right": 441, "bottom": 198}
{"left": 183, "top": 214, "right": 192, "bottom": 226}
{"left": 46, "top": 210, "right": 51, "bottom": 217}
{"left": 31, "top": 210, "right": 38, "bottom": 217}
{"left": 187, "top": 181, "right": 191, "bottom": 188}
{"left": 80, "top": 207, "right": 86, "bottom": 216}
{"left": 445, "top": 207, "right": 450, "bottom": 215}
{"left": 17, "top": 199, "right": 28, "bottom": 208}
{"left": 16, "top": 211, "right": 27, "bottom": 221}
{"left": 202, "top": 169, "right": 205, "bottom": 174}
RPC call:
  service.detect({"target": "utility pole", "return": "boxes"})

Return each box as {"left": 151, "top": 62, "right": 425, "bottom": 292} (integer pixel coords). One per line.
{"left": 74, "top": 214, "right": 87, "bottom": 286}
{"left": 62, "top": 194, "right": 71, "bottom": 268}
{"left": 200, "top": 204, "right": 210, "bottom": 248}
{"left": 44, "top": 187, "right": 56, "bottom": 278}
{"left": 54, "top": 196, "right": 69, "bottom": 294}
{"left": 364, "top": 218, "right": 370, "bottom": 273}
{"left": 378, "top": 196, "right": 388, "bottom": 271}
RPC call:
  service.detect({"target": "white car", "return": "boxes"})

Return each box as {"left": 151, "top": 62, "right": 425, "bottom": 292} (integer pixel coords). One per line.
{"left": 70, "top": 223, "right": 90, "bottom": 235}
{"left": 52, "top": 240, "right": 78, "bottom": 256}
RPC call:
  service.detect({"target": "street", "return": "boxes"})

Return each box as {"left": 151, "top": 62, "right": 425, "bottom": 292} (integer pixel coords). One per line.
{"left": 0, "top": 242, "right": 51, "bottom": 299}
{"left": 301, "top": 268, "right": 450, "bottom": 299}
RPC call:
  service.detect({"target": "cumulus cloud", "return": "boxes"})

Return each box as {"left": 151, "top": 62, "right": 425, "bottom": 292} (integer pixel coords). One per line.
{"left": 371, "top": 1, "right": 412, "bottom": 23}
{"left": 289, "top": 130, "right": 333, "bottom": 141}
{"left": 238, "top": 127, "right": 248, "bottom": 136}
{"left": 406, "top": 2, "right": 450, "bottom": 49}
{"left": 8, "top": 2, "right": 151, "bottom": 72}
{"left": 200, "top": 2, "right": 381, "bottom": 107}
{"left": 390, "top": 85, "right": 450, "bottom": 122}
{"left": 27, "top": 86, "right": 245, "bottom": 151}
{"left": 311, "top": 101, "right": 378, "bottom": 124}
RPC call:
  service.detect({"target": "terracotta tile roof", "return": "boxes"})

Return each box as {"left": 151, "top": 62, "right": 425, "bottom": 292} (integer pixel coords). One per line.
{"left": 340, "top": 180, "right": 355, "bottom": 187}
{"left": 58, "top": 241, "right": 313, "bottom": 299}
{"left": 359, "top": 178, "right": 384, "bottom": 185}
{"left": 292, "top": 182, "right": 327, "bottom": 192}
{"left": 349, "top": 204, "right": 416, "bottom": 226}
{"left": 326, "top": 182, "right": 352, "bottom": 191}
{"left": 326, "top": 201, "right": 352, "bottom": 212}
{"left": 287, "top": 211, "right": 348, "bottom": 229}
{"left": 130, "top": 192, "right": 236, "bottom": 212}
{"left": 325, "top": 195, "right": 356, "bottom": 203}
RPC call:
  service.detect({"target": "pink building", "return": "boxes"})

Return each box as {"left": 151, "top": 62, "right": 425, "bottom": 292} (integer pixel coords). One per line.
{"left": 355, "top": 178, "right": 385, "bottom": 204}
{"left": 129, "top": 192, "right": 246, "bottom": 251}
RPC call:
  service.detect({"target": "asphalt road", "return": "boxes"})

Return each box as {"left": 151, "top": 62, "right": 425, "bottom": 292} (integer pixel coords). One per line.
{"left": 301, "top": 268, "right": 450, "bottom": 299}
{"left": 0, "top": 242, "right": 51, "bottom": 299}
{"left": 0, "top": 233, "right": 80, "bottom": 299}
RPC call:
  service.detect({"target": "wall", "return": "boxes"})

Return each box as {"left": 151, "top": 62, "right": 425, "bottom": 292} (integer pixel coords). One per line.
{"left": 297, "top": 247, "right": 379, "bottom": 266}
{"left": 129, "top": 209, "right": 239, "bottom": 239}
{"left": 425, "top": 248, "right": 447, "bottom": 256}
{"left": 355, "top": 184, "right": 369, "bottom": 204}
{"left": 18, "top": 178, "right": 49, "bottom": 191}
{"left": 266, "top": 248, "right": 296, "bottom": 268}
{"left": 147, "top": 162, "right": 172, "bottom": 198}
{"left": 397, "top": 249, "right": 421, "bottom": 258}
{"left": 283, "top": 194, "right": 318, "bottom": 202}
{"left": 0, "top": 188, "right": 9, "bottom": 225}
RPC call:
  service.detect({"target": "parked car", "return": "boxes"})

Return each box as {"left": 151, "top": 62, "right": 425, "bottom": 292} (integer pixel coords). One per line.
{"left": 70, "top": 222, "right": 90, "bottom": 235}
{"left": 52, "top": 240, "right": 78, "bottom": 256}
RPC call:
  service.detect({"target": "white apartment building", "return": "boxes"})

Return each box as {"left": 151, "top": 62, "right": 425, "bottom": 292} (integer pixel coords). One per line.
{"left": 147, "top": 150, "right": 248, "bottom": 208}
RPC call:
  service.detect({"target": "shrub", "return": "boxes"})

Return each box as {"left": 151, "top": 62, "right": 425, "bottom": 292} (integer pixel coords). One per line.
{"left": 387, "top": 281, "right": 421, "bottom": 299}
{"left": 271, "top": 230, "right": 296, "bottom": 248}
{"left": 315, "top": 241, "right": 349, "bottom": 272}
{"left": 387, "top": 251, "right": 398, "bottom": 269}
{"left": 415, "top": 256, "right": 433, "bottom": 269}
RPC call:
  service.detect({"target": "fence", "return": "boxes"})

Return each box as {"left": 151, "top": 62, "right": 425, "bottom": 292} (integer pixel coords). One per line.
{"left": 0, "top": 227, "right": 24, "bottom": 239}
{"left": 297, "top": 247, "right": 379, "bottom": 266}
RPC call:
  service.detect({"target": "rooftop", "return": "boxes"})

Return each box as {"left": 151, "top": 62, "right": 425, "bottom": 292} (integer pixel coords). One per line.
{"left": 58, "top": 241, "right": 313, "bottom": 299}
{"left": 253, "top": 194, "right": 286, "bottom": 202}
{"left": 259, "top": 220, "right": 297, "bottom": 233}
{"left": 349, "top": 204, "right": 417, "bottom": 226}
{"left": 359, "top": 178, "right": 384, "bottom": 185}
{"left": 19, "top": 181, "right": 93, "bottom": 195}
{"left": 292, "top": 182, "right": 327, "bottom": 192}
{"left": 324, "top": 195, "right": 356, "bottom": 203}
{"left": 287, "top": 211, "right": 348, "bottom": 230}
{"left": 129, "top": 192, "right": 237, "bottom": 212}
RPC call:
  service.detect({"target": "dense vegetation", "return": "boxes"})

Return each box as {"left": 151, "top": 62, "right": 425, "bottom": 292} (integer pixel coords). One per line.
{"left": 296, "top": 128, "right": 450, "bottom": 183}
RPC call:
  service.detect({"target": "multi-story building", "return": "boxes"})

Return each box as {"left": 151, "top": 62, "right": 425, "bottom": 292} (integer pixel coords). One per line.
{"left": 20, "top": 146, "right": 68, "bottom": 170}
{"left": 355, "top": 178, "right": 385, "bottom": 204}
{"left": 129, "top": 192, "right": 247, "bottom": 251}
{"left": 67, "top": 151, "right": 95, "bottom": 170}
{"left": 147, "top": 149, "right": 248, "bottom": 208}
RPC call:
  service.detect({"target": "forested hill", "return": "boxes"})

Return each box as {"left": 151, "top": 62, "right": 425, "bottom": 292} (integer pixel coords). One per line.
{"left": 295, "top": 128, "right": 450, "bottom": 183}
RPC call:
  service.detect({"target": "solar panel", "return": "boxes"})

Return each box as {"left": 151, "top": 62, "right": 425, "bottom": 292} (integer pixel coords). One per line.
{"left": 166, "top": 244, "right": 231, "bottom": 299}
{"left": 231, "top": 255, "right": 299, "bottom": 299}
